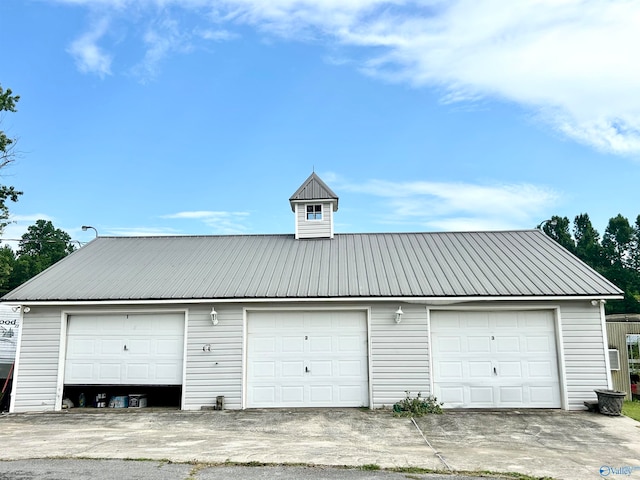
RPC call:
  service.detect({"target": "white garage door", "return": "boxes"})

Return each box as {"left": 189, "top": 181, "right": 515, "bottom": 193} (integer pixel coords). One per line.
{"left": 431, "top": 310, "right": 561, "bottom": 408}
{"left": 65, "top": 313, "right": 184, "bottom": 385}
{"left": 247, "top": 310, "right": 369, "bottom": 408}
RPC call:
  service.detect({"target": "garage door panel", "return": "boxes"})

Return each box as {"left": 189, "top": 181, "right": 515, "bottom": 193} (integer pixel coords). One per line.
{"left": 468, "top": 336, "right": 491, "bottom": 353}
{"left": 125, "top": 363, "right": 150, "bottom": 380}
{"left": 438, "top": 361, "right": 463, "bottom": 379}
{"left": 468, "top": 361, "right": 492, "bottom": 378}
{"left": 526, "top": 336, "right": 552, "bottom": 352}
{"left": 281, "top": 361, "right": 303, "bottom": 377}
{"left": 495, "top": 315, "right": 518, "bottom": 328}
{"left": 69, "top": 339, "right": 95, "bottom": 355}
{"left": 154, "top": 364, "right": 182, "bottom": 383}
{"left": 253, "top": 361, "right": 276, "bottom": 378}
{"left": 470, "top": 386, "right": 493, "bottom": 403}
{"left": 68, "top": 363, "right": 94, "bottom": 381}
{"left": 439, "top": 386, "right": 464, "bottom": 404}
{"left": 499, "top": 362, "right": 522, "bottom": 377}
{"left": 338, "top": 336, "right": 363, "bottom": 352}
{"left": 528, "top": 361, "right": 553, "bottom": 377}
{"left": 252, "top": 336, "right": 276, "bottom": 353}
{"left": 337, "top": 316, "right": 363, "bottom": 329}
{"left": 247, "top": 310, "right": 369, "bottom": 408}
{"left": 338, "top": 360, "right": 362, "bottom": 376}
{"left": 338, "top": 385, "right": 363, "bottom": 402}
{"left": 282, "top": 336, "right": 304, "bottom": 352}
{"left": 282, "top": 316, "right": 304, "bottom": 329}
{"left": 98, "top": 364, "right": 121, "bottom": 382}
{"left": 254, "top": 386, "right": 276, "bottom": 403}
{"left": 467, "top": 316, "right": 489, "bottom": 328}
{"left": 101, "top": 339, "right": 123, "bottom": 355}
{"left": 282, "top": 386, "right": 304, "bottom": 402}
{"left": 129, "top": 339, "right": 151, "bottom": 354}
{"left": 310, "top": 336, "right": 332, "bottom": 353}
{"left": 157, "top": 339, "right": 182, "bottom": 355}
{"left": 311, "top": 360, "right": 332, "bottom": 376}
{"left": 309, "top": 385, "right": 333, "bottom": 402}
{"left": 431, "top": 310, "right": 561, "bottom": 409}
{"left": 530, "top": 386, "right": 556, "bottom": 403}
{"left": 496, "top": 337, "right": 520, "bottom": 352}
{"left": 500, "top": 387, "right": 524, "bottom": 403}
{"left": 65, "top": 313, "right": 184, "bottom": 385}
{"left": 437, "top": 337, "right": 461, "bottom": 353}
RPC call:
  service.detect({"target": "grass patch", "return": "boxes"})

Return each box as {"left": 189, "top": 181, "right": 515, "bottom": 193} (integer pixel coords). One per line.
{"left": 622, "top": 400, "right": 640, "bottom": 421}
{"left": 359, "top": 464, "right": 380, "bottom": 471}
{"left": 389, "top": 466, "right": 556, "bottom": 479}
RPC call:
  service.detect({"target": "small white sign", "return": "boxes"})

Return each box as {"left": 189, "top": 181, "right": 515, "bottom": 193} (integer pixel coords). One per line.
{"left": 0, "top": 306, "right": 20, "bottom": 372}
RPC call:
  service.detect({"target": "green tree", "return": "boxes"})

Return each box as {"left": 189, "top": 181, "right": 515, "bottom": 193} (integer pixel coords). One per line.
{"left": 7, "top": 220, "right": 75, "bottom": 289}
{"left": 0, "top": 84, "right": 22, "bottom": 234}
{"left": 0, "top": 245, "right": 15, "bottom": 295}
{"left": 573, "top": 213, "right": 604, "bottom": 270}
{"left": 602, "top": 214, "right": 634, "bottom": 268}
{"left": 17, "top": 219, "right": 75, "bottom": 261}
{"left": 541, "top": 215, "right": 575, "bottom": 253}
{"left": 631, "top": 214, "right": 640, "bottom": 273}
{"left": 601, "top": 214, "right": 640, "bottom": 315}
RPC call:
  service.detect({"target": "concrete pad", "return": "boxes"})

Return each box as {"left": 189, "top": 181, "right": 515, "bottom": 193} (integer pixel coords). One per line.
{"left": 413, "top": 410, "right": 640, "bottom": 480}
{"left": 0, "top": 408, "right": 638, "bottom": 480}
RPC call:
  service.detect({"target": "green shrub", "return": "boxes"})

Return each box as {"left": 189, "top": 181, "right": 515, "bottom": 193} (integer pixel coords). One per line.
{"left": 393, "top": 391, "right": 443, "bottom": 417}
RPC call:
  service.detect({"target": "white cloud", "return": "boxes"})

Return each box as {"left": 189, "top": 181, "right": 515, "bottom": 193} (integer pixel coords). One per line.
{"left": 340, "top": 178, "right": 559, "bottom": 231}
{"left": 196, "top": 28, "right": 238, "bottom": 42}
{"left": 162, "top": 210, "right": 250, "bottom": 234}
{"left": 67, "top": 17, "right": 113, "bottom": 77}
{"left": 132, "top": 16, "right": 193, "bottom": 81}
{"left": 104, "top": 227, "right": 183, "bottom": 236}
{"left": 53, "top": 0, "right": 640, "bottom": 155}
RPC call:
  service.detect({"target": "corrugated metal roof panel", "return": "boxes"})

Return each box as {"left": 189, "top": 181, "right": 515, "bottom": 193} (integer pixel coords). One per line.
{"left": 2, "top": 230, "right": 623, "bottom": 302}
{"left": 289, "top": 172, "right": 339, "bottom": 210}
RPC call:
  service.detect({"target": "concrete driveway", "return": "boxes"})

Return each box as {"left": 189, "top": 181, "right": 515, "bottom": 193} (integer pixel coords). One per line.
{"left": 1, "top": 408, "right": 639, "bottom": 480}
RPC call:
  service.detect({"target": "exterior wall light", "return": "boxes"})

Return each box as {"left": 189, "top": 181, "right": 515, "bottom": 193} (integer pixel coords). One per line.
{"left": 395, "top": 307, "right": 403, "bottom": 324}
{"left": 210, "top": 307, "right": 218, "bottom": 325}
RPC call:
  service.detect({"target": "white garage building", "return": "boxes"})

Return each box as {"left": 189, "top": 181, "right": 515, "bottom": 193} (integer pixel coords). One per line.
{"left": 3, "top": 174, "right": 622, "bottom": 412}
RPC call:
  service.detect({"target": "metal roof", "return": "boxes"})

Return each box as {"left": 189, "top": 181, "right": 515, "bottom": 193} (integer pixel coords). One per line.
{"left": 289, "top": 172, "right": 339, "bottom": 211}
{"left": 2, "top": 230, "right": 622, "bottom": 302}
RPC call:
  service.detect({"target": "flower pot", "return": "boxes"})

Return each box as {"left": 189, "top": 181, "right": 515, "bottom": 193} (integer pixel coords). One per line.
{"left": 594, "top": 389, "right": 626, "bottom": 416}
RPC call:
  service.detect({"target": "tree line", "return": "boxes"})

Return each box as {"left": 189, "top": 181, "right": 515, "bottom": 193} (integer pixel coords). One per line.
{"left": 541, "top": 213, "right": 640, "bottom": 314}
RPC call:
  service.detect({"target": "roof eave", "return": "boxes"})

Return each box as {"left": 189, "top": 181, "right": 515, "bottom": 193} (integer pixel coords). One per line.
{"left": 4, "top": 293, "right": 624, "bottom": 307}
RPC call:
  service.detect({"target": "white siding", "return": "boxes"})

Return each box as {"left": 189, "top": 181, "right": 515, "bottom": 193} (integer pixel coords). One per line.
{"left": 560, "top": 301, "right": 609, "bottom": 409}
{"left": 295, "top": 203, "right": 333, "bottom": 239}
{"left": 369, "top": 304, "right": 429, "bottom": 408}
{"left": 10, "top": 300, "right": 609, "bottom": 412}
{"left": 11, "top": 307, "right": 61, "bottom": 413}
{"left": 183, "top": 305, "right": 243, "bottom": 410}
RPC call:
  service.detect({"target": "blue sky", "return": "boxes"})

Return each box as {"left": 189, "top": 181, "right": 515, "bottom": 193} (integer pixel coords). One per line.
{"left": 0, "top": 0, "right": 639, "bottom": 247}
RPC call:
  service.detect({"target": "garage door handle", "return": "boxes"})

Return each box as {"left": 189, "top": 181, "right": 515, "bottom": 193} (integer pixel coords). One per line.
{"left": 124, "top": 345, "right": 128, "bottom": 351}
{"left": 493, "top": 367, "right": 497, "bottom": 375}
{"left": 305, "top": 367, "right": 309, "bottom": 373}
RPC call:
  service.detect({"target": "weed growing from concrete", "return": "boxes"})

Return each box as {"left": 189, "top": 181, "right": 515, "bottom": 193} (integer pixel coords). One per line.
{"left": 392, "top": 391, "right": 443, "bottom": 417}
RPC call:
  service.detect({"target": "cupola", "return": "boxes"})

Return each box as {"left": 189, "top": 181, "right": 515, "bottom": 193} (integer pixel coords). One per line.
{"left": 289, "top": 173, "right": 339, "bottom": 239}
